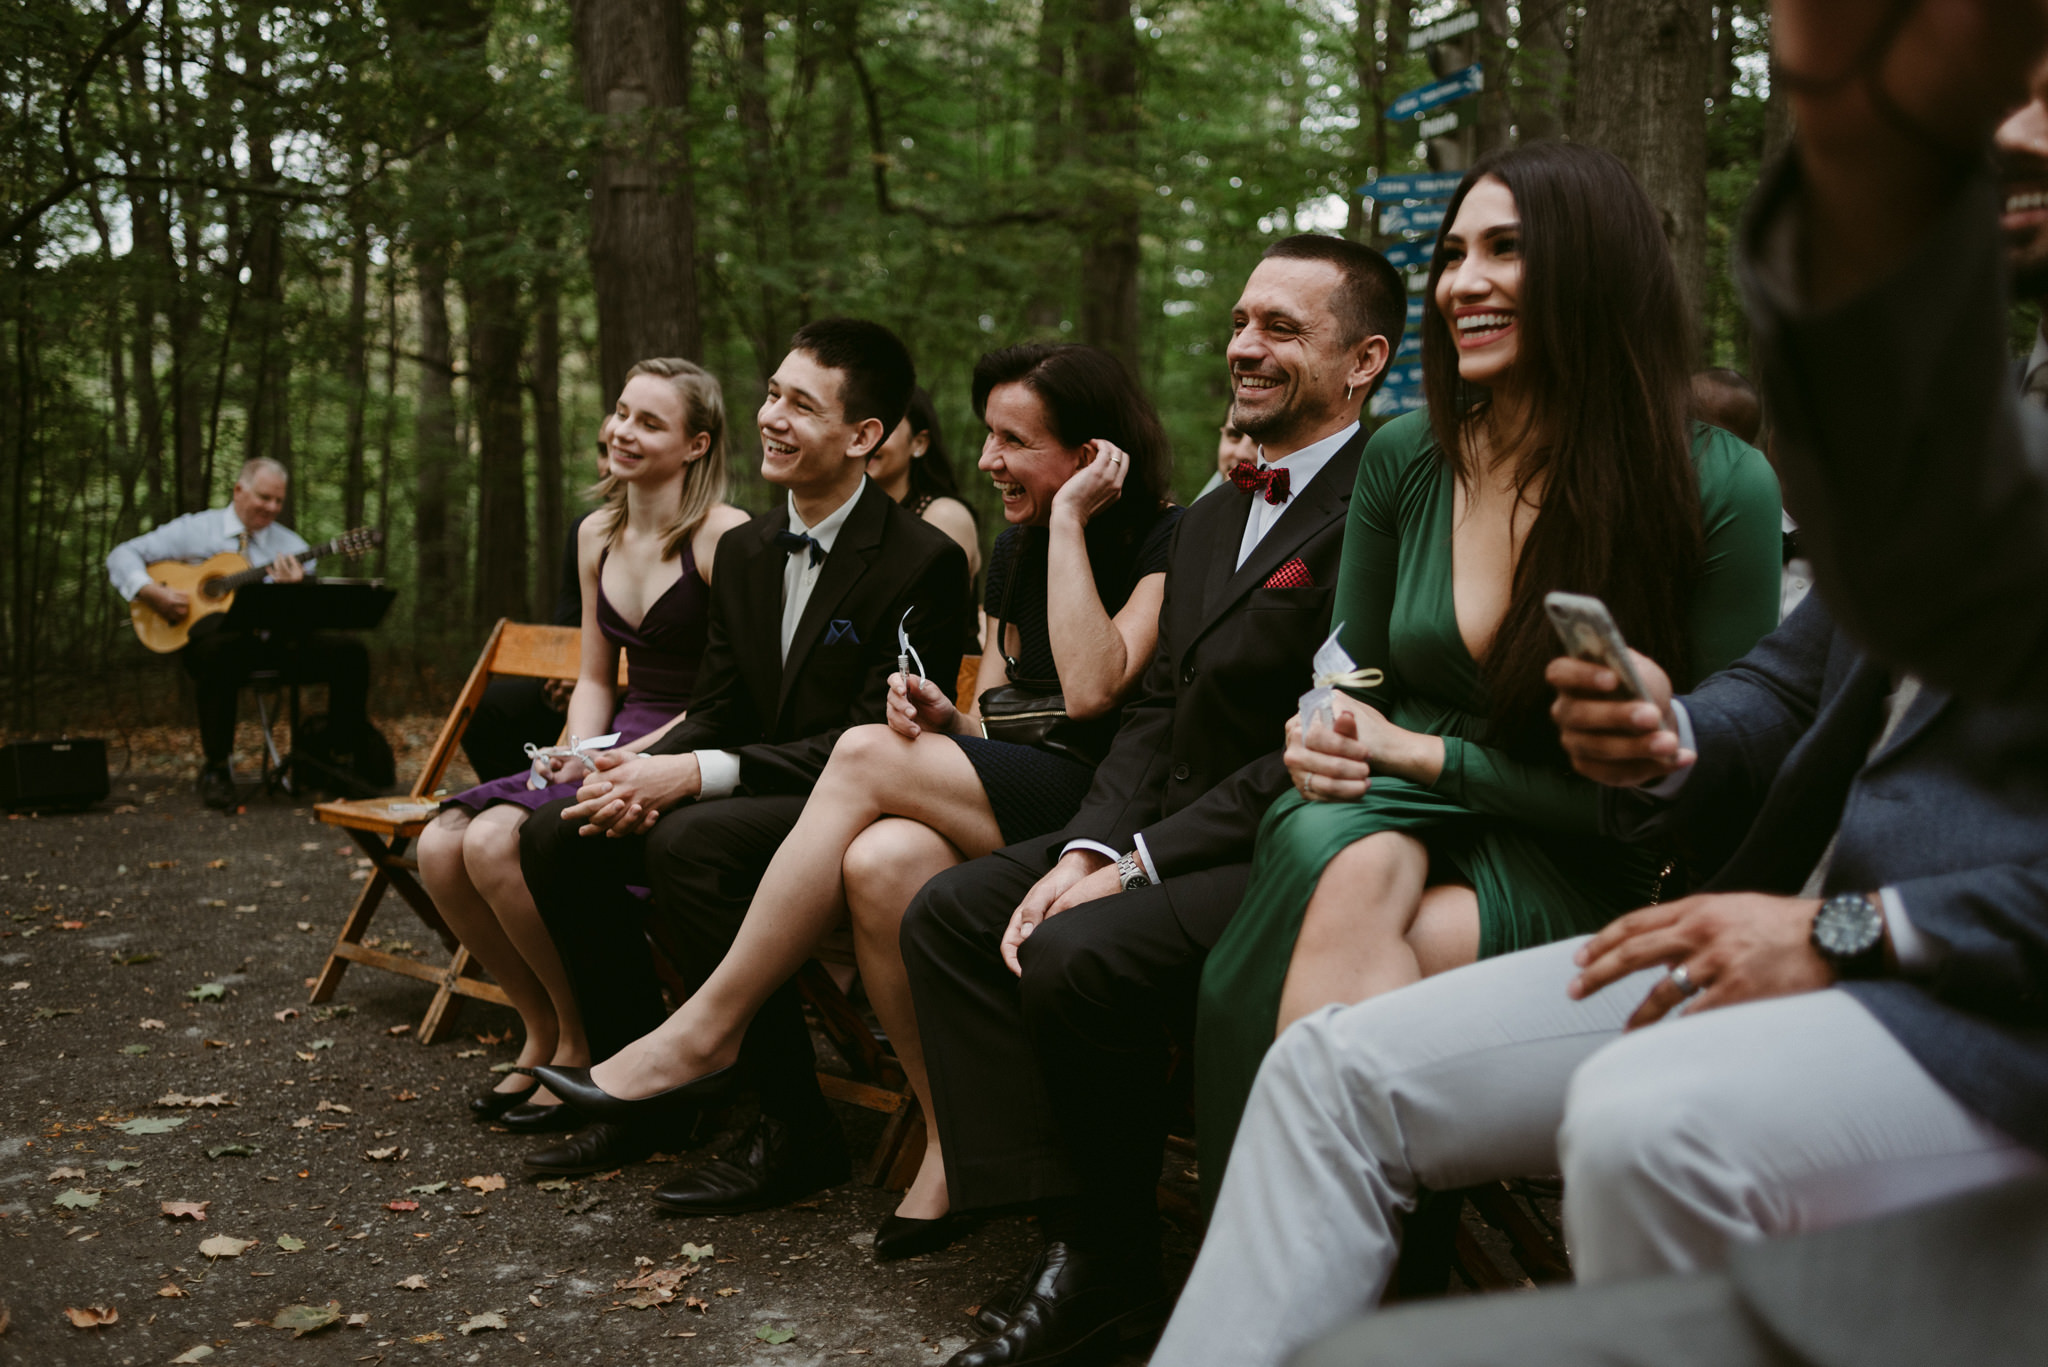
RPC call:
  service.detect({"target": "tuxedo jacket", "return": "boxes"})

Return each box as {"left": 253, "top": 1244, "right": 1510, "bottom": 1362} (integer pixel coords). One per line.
{"left": 1043, "top": 428, "right": 1367, "bottom": 906}
{"left": 1604, "top": 592, "right": 2048, "bottom": 1153}
{"left": 644, "top": 478, "right": 971, "bottom": 795}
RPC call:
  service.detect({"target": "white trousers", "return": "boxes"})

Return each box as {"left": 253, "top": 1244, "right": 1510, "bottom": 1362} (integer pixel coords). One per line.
{"left": 1152, "top": 937, "right": 2044, "bottom": 1367}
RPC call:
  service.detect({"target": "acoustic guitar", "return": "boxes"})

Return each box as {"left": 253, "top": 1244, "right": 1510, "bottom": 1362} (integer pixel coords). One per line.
{"left": 128, "top": 527, "right": 385, "bottom": 654}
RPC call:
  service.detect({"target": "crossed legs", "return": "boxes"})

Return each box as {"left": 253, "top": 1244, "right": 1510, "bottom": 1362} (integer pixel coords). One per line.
{"left": 419, "top": 804, "right": 587, "bottom": 1100}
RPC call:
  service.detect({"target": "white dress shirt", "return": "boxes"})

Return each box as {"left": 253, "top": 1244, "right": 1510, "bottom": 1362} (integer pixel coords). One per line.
{"left": 1067, "top": 422, "right": 1360, "bottom": 883}
{"left": 694, "top": 482, "right": 868, "bottom": 801}
{"left": 106, "top": 506, "right": 314, "bottom": 601}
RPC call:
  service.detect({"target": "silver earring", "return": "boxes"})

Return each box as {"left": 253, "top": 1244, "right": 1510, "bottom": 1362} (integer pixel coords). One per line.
{"left": 1345, "top": 384, "right": 1355, "bottom": 401}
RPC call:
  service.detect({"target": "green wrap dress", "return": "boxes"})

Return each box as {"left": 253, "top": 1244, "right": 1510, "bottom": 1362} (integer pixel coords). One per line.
{"left": 1193, "top": 409, "right": 1785, "bottom": 1209}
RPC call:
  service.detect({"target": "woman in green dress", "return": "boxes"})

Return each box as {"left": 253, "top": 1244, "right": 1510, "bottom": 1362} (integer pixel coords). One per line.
{"left": 1194, "top": 142, "right": 1785, "bottom": 1207}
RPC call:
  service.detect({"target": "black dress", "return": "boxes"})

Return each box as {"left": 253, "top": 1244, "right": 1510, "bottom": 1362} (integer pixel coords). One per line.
{"left": 953, "top": 507, "right": 1181, "bottom": 842}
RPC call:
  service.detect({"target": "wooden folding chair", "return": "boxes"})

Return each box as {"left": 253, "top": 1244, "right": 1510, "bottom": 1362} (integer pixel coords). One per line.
{"left": 309, "top": 620, "right": 615, "bottom": 1042}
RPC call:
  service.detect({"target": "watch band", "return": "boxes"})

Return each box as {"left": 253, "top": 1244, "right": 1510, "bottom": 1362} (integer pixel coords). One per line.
{"left": 1116, "top": 851, "right": 1151, "bottom": 891}
{"left": 1811, "top": 891, "right": 1886, "bottom": 979}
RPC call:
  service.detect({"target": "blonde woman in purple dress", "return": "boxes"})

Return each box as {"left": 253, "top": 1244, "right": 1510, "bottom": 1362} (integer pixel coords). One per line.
{"left": 419, "top": 359, "right": 748, "bottom": 1127}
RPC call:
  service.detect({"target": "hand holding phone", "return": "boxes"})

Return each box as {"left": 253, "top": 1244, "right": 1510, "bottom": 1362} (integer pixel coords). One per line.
{"left": 1543, "top": 592, "right": 1649, "bottom": 701}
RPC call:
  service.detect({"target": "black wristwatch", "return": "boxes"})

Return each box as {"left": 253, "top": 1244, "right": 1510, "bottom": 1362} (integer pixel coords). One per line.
{"left": 1810, "top": 892, "right": 1886, "bottom": 979}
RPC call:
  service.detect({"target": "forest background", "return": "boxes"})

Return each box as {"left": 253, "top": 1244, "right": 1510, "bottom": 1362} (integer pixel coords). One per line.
{"left": 5, "top": 0, "right": 1815, "bottom": 735}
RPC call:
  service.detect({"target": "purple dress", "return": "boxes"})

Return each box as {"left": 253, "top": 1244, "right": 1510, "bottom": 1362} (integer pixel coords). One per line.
{"left": 444, "top": 545, "right": 710, "bottom": 814}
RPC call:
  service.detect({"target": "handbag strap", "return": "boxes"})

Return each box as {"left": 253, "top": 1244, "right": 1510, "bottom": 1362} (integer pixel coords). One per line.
{"left": 993, "top": 530, "right": 1060, "bottom": 692}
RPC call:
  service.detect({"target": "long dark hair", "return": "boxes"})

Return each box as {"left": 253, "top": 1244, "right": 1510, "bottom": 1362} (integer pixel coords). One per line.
{"left": 1420, "top": 140, "right": 1703, "bottom": 755}
{"left": 901, "top": 386, "right": 970, "bottom": 510}
{"left": 970, "top": 344, "right": 1174, "bottom": 549}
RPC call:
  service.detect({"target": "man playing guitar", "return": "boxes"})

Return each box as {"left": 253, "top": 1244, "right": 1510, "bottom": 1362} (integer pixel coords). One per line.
{"left": 107, "top": 457, "right": 373, "bottom": 808}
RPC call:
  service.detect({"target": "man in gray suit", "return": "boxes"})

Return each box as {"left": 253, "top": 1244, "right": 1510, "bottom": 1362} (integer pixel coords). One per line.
{"left": 1148, "top": 589, "right": 2048, "bottom": 1367}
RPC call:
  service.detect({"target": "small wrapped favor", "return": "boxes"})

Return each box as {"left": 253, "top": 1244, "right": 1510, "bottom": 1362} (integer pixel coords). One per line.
{"left": 523, "top": 732, "right": 622, "bottom": 790}
{"left": 1297, "top": 625, "right": 1385, "bottom": 732}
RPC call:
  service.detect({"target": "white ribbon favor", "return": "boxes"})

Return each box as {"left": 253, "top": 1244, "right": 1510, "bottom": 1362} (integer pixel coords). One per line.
{"left": 1297, "top": 625, "right": 1385, "bottom": 731}
{"left": 523, "top": 732, "right": 622, "bottom": 790}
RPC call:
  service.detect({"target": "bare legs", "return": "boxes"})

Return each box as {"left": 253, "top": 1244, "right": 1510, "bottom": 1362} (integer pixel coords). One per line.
{"left": 1275, "top": 831, "right": 1480, "bottom": 1035}
{"left": 845, "top": 817, "right": 967, "bottom": 1220}
{"left": 587, "top": 724, "right": 1005, "bottom": 1103}
{"left": 418, "top": 805, "right": 588, "bottom": 1102}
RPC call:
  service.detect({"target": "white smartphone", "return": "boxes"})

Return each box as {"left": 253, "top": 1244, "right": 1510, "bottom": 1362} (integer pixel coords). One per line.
{"left": 1543, "top": 592, "right": 1648, "bottom": 701}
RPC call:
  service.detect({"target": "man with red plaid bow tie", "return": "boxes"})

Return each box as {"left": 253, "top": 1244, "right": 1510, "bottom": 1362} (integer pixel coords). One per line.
{"left": 899, "top": 234, "right": 1402, "bottom": 1367}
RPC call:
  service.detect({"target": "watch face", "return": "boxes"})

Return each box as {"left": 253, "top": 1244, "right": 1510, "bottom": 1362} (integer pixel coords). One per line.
{"left": 1815, "top": 896, "right": 1883, "bottom": 957}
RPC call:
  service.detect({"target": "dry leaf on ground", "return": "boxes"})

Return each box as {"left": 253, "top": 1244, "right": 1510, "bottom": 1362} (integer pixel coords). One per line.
{"left": 47, "top": 1166, "right": 86, "bottom": 1181}
{"left": 63, "top": 1307, "right": 119, "bottom": 1329}
{"left": 160, "top": 1200, "right": 209, "bottom": 1221}
{"left": 157, "top": 1285, "right": 188, "bottom": 1298}
{"left": 456, "top": 1312, "right": 508, "bottom": 1335}
{"left": 169, "top": 1349, "right": 213, "bottom": 1363}
{"left": 271, "top": 1302, "right": 342, "bottom": 1337}
{"left": 198, "top": 1234, "right": 257, "bottom": 1258}
{"left": 462, "top": 1174, "right": 505, "bottom": 1193}
{"left": 156, "top": 1092, "right": 231, "bottom": 1108}
{"left": 395, "top": 1275, "right": 429, "bottom": 1290}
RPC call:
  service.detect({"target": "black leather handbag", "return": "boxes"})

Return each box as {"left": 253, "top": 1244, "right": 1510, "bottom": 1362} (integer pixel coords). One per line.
{"left": 976, "top": 534, "right": 1116, "bottom": 768}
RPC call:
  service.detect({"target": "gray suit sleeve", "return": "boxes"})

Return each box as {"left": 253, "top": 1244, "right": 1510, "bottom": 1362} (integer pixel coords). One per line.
{"left": 1738, "top": 157, "right": 2048, "bottom": 702}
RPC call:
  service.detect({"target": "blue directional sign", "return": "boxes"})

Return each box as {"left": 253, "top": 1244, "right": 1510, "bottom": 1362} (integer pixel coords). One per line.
{"left": 1385, "top": 64, "right": 1483, "bottom": 122}
{"left": 1396, "top": 331, "right": 1421, "bottom": 359}
{"left": 1370, "top": 387, "right": 1426, "bottom": 418}
{"left": 1380, "top": 200, "right": 1447, "bottom": 237}
{"left": 1380, "top": 360, "right": 1423, "bottom": 392}
{"left": 1405, "top": 296, "right": 1424, "bottom": 326}
{"left": 1381, "top": 240, "right": 1434, "bottom": 271}
{"left": 1362, "top": 171, "right": 1463, "bottom": 202}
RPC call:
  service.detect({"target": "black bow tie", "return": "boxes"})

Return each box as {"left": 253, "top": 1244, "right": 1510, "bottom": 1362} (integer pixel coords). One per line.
{"left": 775, "top": 530, "right": 825, "bottom": 567}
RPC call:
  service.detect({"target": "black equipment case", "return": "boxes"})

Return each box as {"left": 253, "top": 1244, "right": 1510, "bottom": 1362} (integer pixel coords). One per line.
{"left": 0, "top": 738, "right": 111, "bottom": 811}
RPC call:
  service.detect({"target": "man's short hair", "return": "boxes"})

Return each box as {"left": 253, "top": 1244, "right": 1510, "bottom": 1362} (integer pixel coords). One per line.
{"left": 1260, "top": 234, "right": 1406, "bottom": 355}
{"left": 1689, "top": 367, "right": 1763, "bottom": 446}
{"left": 236, "top": 456, "right": 288, "bottom": 487}
{"left": 787, "top": 317, "right": 917, "bottom": 434}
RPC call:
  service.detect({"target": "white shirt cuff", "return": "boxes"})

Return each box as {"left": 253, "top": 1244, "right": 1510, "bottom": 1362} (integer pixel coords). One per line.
{"left": 1880, "top": 887, "right": 1942, "bottom": 975}
{"left": 1131, "top": 833, "right": 1161, "bottom": 884}
{"left": 115, "top": 568, "right": 152, "bottom": 601}
{"left": 694, "top": 750, "right": 742, "bottom": 800}
{"left": 1637, "top": 700, "right": 1698, "bottom": 800}
{"left": 1060, "top": 839, "right": 1120, "bottom": 868}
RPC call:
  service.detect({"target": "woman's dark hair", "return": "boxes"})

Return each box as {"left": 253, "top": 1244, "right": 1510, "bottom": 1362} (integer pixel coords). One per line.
{"left": 1420, "top": 140, "right": 1704, "bottom": 755}
{"left": 970, "top": 344, "right": 1174, "bottom": 545}
{"left": 901, "top": 386, "right": 970, "bottom": 509}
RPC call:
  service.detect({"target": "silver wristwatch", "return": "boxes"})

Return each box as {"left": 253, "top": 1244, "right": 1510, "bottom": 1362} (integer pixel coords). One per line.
{"left": 1116, "top": 851, "right": 1151, "bottom": 891}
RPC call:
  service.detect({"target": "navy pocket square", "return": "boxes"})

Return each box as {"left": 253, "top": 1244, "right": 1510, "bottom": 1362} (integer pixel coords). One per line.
{"left": 825, "top": 619, "right": 860, "bottom": 645}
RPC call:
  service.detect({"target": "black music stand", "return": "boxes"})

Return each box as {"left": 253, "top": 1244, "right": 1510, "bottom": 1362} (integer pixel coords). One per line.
{"left": 222, "top": 580, "right": 397, "bottom": 798}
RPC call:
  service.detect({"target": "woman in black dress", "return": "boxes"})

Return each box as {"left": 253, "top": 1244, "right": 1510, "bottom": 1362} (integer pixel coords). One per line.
{"left": 868, "top": 385, "right": 982, "bottom": 583}
{"left": 565, "top": 344, "right": 1179, "bottom": 1253}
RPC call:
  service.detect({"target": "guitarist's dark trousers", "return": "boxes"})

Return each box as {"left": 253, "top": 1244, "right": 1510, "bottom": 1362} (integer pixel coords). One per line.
{"left": 181, "top": 616, "right": 370, "bottom": 767}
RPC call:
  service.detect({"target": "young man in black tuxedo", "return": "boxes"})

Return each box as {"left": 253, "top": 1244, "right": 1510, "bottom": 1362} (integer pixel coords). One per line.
{"left": 514, "top": 318, "right": 972, "bottom": 1205}
{"left": 897, "top": 235, "right": 1401, "bottom": 1367}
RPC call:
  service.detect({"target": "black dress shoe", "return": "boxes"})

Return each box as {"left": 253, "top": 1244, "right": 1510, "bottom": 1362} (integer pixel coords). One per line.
{"left": 498, "top": 1099, "right": 583, "bottom": 1134}
{"left": 943, "top": 1242, "right": 1167, "bottom": 1367}
{"left": 970, "top": 1262, "right": 1037, "bottom": 1335}
{"left": 198, "top": 764, "right": 236, "bottom": 810}
{"left": 522, "top": 1121, "right": 662, "bottom": 1177}
{"left": 469, "top": 1080, "right": 538, "bottom": 1123}
{"left": 875, "top": 1210, "right": 972, "bottom": 1262}
{"left": 649, "top": 1115, "right": 849, "bottom": 1217}
{"left": 530, "top": 1062, "right": 738, "bottom": 1127}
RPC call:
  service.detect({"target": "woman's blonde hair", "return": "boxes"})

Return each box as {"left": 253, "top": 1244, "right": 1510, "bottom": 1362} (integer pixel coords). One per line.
{"left": 586, "top": 357, "right": 730, "bottom": 559}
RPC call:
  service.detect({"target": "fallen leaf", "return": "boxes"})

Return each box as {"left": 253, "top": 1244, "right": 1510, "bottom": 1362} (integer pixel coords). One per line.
{"left": 455, "top": 1048, "right": 485, "bottom": 1059}
{"left": 147, "top": 859, "right": 179, "bottom": 869}
{"left": 684, "top": 1296, "right": 710, "bottom": 1313}
{"left": 206, "top": 858, "right": 229, "bottom": 869}
{"left": 295, "top": 1051, "right": 317, "bottom": 1062}
{"left": 113, "top": 1115, "right": 186, "bottom": 1135}
{"left": 170, "top": 1348, "right": 214, "bottom": 1364}
{"left": 187, "top": 982, "right": 226, "bottom": 1002}
{"left": 54, "top": 1190, "right": 101, "bottom": 1210}
{"left": 64, "top": 1306, "right": 118, "bottom": 1329}
{"left": 198, "top": 1235, "right": 257, "bottom": 1259}
{"left": 456, "top": 1312, "right": 508, "bottom": 1336}
{"left": 405, "top": 1181, "right": 448, "bottom": 1194}
{"left": 140, "top": 1018, "right": 166, "bottom": 1030}
{"left": 391, "top": 1089, "right": 420, "bottom": 1102}
{"left": 31, "top": 1007, "right": 79, "bottom": 1020}
{"left": 716, "top": 1287, "right": 737, "bottom": 1297}
{"left": 346, "top": 1312, "right": 370, "bottom": 1327}
{"left": 115, "top": 951, "right": 159, "bottom": 965}
{"left": 276, "top": 1233, "right": 306, "bottom": 1251}
{"left": 679, "top": 1241, "right": 715, "bottom": 1262}
{"left": 462, "top": 1174, "right": 506, "bottom": 1193}
{"left": 619, "top": 1288, "right": 673, "bottom": 1309}
{"left": 121, "top": 1044, "right": 151, "bottom": 1056}
{"left": 160, "top": 1200, "right": 210, "bottom": 1221}
{"left": 156, "top": 1284, "right": 188, "bottom": 1298}
{"left": 411, "top": 1332, "right": 444, "bottom": 1343}
{"left": 756, "top": 1326, "right": 795, "bottom": 1344}
{"left": 474, "top": 1029, "right": 512, "bottom": 1044}
{"left": 386, "top": 1023, "right": 412, "bottom": 1037}
{"left": 363, "top": 1147, "right": 399, "bottom": 1161}
{"left": 315, "top": 1099, "right": 351, "bottom": 1112}
{"left": 202, "top": 1038, "right": 231, "bottom": 1049}
{"left": 310, "top": 1038, "right": 335, "bottom": 1051}
{"left": 157, "top": 1091, "right": 232, "bottom": 1108}
{"left": 291, "top": 1116, "right": 314, "bottom": 1129}
{"left": 271, "top": 1301, "right": 341, "bottom": 1337}
{"left": 206, "top": 1144, "right": 259, "bottom": 1160}
{"left": 47, "top": 1166, "right": 87, "bottom": 1181}
{"left": 296, "top": 921, "right": 312, "bottom": 931}
{"left": 394, "top": 1275, "right": 429, "bottom": 1290}
{"left": 273, "top": 1008, "right": 299, "bottom": 1022}
{"left": 386, "top": 1200, "right": 419, "bottom": 1212}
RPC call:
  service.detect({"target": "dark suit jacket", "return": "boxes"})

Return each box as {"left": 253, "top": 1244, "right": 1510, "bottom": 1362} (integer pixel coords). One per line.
{"left": 1603, "top": 593, "right": 2048, "bottom": 1152}
{"left": 644, "top": 478, "right": 971, "bottom": 795}
{"left": 1040, "top": 428, "right": 1366, "bottom": 928}
{"left": 1740, "top": 158, "right": 2048, "bottom": 701}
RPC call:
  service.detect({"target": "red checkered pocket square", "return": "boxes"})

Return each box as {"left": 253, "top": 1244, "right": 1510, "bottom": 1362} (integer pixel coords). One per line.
{"left": 1263, "top": 558, "right": 1314, "bottom": 589}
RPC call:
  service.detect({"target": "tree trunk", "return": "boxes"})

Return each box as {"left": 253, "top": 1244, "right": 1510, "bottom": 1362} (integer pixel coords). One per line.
{"left": 1516, "top": 0, "right": 1572, "bottom": 143}
{"left": 467, "top": 270, "right": 529, "bottom": 626}
{"left": 1474, "top": 0, "right": 1513, "bottom": 155}
{"left": 531, "top": 269, "right": 565, "bottom": 619}
{"left": 413, "top": 240, "right": 459, "bottom": 643}
{"left": 572, "top": 0, "right": 701, "bottom": 405}
{"left": 1073, "top": 0, "right": 1141, "bottom": 371}
{"left": 342, "top": 208, "right": 372, "bottom": 530}
{"left": 238, "top": 21, "right": 292, "bottom": 506}
{"left": 375, "top": 260, "right": 399, "bottom": 578}
{"left": 1573, "top": 0, "right": 1712, "bottom": 352}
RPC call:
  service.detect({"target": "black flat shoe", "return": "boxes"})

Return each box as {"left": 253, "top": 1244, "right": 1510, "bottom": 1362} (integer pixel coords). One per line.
{"left": 649, "top": 1115, "right": 849, "bottom": 1217}
{"left": 198, "top": 764, "right": 237, "bottom": 810}
{"left": 875, "top": 1210, "right": 972, "bottom": 1262}
{"left": 522, "top": 1120, "right": 664, "bottom": 1177}
{"left": 498, "top": 1100, "right": 584, "bottom": 1134}
{"left": 469, "top": 1080, "right": 538, "bottom": 1122}
{"left": 530, "top": 1062, "right": 739, "bottom": 1127}
{"left": 943, "top": 1241, "right": 1167, "bottom": 1367}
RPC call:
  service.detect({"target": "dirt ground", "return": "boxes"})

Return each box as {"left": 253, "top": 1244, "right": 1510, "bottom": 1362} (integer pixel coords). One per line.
{"left": 0, "top": 749, "right": 1215, "bottom": 1367}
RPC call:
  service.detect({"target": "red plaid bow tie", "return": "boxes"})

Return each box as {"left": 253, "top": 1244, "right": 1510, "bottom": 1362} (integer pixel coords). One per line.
{"left": 1229, "top": 461, "right": 1291, "bottom": 505}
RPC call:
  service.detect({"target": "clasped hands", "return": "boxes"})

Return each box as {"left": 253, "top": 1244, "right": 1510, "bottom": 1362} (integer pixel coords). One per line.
{"left": 1284, "top": 692, "right": 1440, "bottom": 801}
{"left": 561, "top": 748, "right": 702, "bottom": 837}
